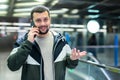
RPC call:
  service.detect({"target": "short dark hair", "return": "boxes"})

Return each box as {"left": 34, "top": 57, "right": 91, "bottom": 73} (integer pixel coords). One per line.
{"left": 30, "top": 5, "right": 50, "bottom": 19}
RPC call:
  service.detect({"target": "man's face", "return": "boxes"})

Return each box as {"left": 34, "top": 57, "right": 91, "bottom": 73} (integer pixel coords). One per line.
{"left": 32, "top": 11, "right": 51, "bottom": 34}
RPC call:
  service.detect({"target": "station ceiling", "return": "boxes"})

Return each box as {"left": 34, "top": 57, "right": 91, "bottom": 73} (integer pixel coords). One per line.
{"left": 1, "top": 0, "right": 120, "bottom": 20}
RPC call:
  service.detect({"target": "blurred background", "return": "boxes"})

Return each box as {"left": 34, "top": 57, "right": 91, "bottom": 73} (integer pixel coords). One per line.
{"left": 0, "top": 0, "right": 120, "bottom": 80}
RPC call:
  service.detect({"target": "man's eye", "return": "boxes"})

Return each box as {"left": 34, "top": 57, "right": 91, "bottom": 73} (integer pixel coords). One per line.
{"left": 35, "top": 19, "right": 41, "bottom": 22}
{"left": 44, "top": 18, "right": 48, "bottom": 22}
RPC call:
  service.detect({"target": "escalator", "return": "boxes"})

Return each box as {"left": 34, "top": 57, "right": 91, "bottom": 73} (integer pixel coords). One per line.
{"left": 65, "top": 52, "right": 120, "bottom": 80}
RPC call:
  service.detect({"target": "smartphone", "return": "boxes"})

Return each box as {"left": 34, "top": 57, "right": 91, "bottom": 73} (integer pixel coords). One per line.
{"left": 31, "top": 21, "right": 35, "bottom": 27}
{"left": 31, "top": 21, "right": 37, "bottom": 37}
{"left": 31, "top": 21, "right": 40, "bottom": 36}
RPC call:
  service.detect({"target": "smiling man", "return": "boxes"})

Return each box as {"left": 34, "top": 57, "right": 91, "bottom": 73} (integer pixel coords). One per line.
{"left": 7, "top": 5, "right": 86, "bottom": 80}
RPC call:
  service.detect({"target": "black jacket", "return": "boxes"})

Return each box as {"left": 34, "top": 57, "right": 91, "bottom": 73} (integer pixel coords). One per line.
{"left": 7, "top": 31, "right": 78, "bottom": 80}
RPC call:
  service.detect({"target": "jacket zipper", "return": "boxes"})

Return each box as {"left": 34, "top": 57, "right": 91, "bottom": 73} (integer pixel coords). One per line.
{"left": 52, "top": 39, "right": 60, "bottom": 80}
{"left": 34, "top": 42, "right": 43, "bottom": 80}
{"left": 52, "top": 36, "right": 64, "bottom": 80}
{"left": 40, "top": 59, "right": 42, "bottom": 80}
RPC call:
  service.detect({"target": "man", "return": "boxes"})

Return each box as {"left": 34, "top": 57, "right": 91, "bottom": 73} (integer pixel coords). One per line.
{"left": 7, "top": 5, "right": 86, "bottom": 80}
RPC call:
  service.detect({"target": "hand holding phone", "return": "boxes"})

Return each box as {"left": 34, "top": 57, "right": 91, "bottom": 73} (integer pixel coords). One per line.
{"left": 27, "top": 21, "right": 39, "bottom": 42}
{"left": 31, "top": 21, "right": 40, "bottom": 34}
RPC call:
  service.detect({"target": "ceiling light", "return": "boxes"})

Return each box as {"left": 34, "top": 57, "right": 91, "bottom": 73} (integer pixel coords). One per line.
{"left": 103, "top": 25, "right": 107, "bottom": 29}
{"left": 0, "top": 11, "right": 7, "bottom": 14}
{"left": 0, "top": 22, "right": 12, "bottom": 25}
{"left": 88, "top": 5, "right": 96, "bottom": 9}
{"left": 51, "top": 28, "right": 74, "bottom": 32}
{"left": 87, "top": 20, "right": 100, "bottom": 33}
{"left": 51, "top": 24, "right": 84, "bottom": 28}
{"left": 0, "top": 0, "right": 8, "bottom": 3}
{"left": 13, "top": 12, "right": 30, "bottom": 17}
{"left": 63, "top": 14, "right": 80, "bottom": 18}
{"left": 35, "top": 0, "right": 47, "bottom": 3}
{"left": 77, "top": 29, "right": 87, "bottom": 32}
{"left": 50, "top": 8, "right": 68, "bottom": 14}
{"left": 14, "top": 8, "right": 32, "bottom": 12}
{"left": 71, "top": 9, "right": 79, "bottom": 14}
{"left": 88, "top": 9, "right": 99, "bottom": 13}
{"left": 51, "top": 14, "right": 58, "bottom": 17}
{"left": 87, "top": 15, "right": 99, "bottom": 18}
{"left": 13, "top": 23, "right": 30, "bottom": 26}
{"left": 51, "top": 0, "right": 59, "bottom": 6}
{"left": 15, "top": 2, "right": 44, "bottom": 7}
{"left": 0, "top": 5, "right": 8, "bottom": 9}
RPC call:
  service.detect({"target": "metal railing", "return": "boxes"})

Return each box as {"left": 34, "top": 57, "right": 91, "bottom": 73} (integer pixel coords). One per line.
{"left": 65, "top": 52, "right": 120, "bottom": 80}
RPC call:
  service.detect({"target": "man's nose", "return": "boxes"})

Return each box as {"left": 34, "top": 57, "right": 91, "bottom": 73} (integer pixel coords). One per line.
{"left": 41, "top": 21, "right": 45, "bottom": 25}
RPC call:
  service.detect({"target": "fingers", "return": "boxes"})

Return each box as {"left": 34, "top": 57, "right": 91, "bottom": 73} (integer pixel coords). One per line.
{"left": 27, "top": 28, "right": 39, "bottom": 42}
{"left": 70, "top": 48, "right": 86, "bottom": 60}
{"left": 72, "top": 48, "right": 79, "bottom": 56}
{"left": 30, "top": 27, "right": 39, "bottom": 35}
{"left": 29, "top": 28, "right": 39, "bottom": 36}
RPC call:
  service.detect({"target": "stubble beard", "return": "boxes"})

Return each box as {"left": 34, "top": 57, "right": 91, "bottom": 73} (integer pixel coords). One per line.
{"left": 39, "top": 28, "right": 49, "bottom": 34}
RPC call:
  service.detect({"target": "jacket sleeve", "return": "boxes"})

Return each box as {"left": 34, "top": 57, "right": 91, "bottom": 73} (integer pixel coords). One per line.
{"left": 7, "top": 40, "right": 33, "bottom": 71}
{"left": 66, "top": 57, "right": 78, "bottom": 69}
